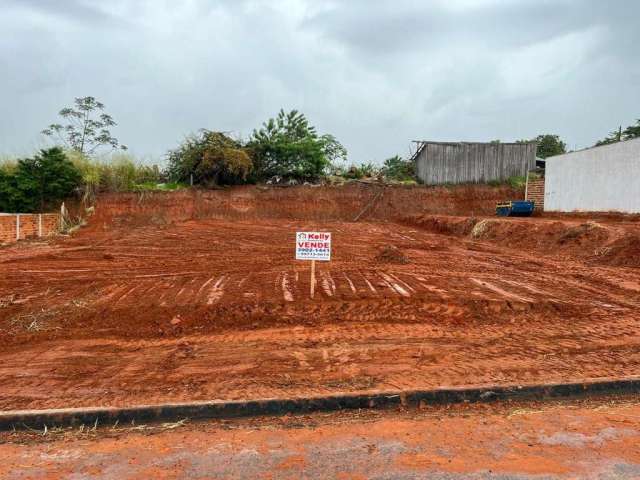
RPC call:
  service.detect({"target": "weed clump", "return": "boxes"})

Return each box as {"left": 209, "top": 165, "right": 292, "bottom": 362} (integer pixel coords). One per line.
{"left": 375, "top": 245, "right": 410, "bottom": 264}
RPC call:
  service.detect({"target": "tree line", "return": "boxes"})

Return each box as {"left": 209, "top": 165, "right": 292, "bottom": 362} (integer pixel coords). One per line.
{"left": 514, "top": 118, "right": 640, "bottom": 161}
{"left": 594, "top": 120, "right": 640, "bottom": 146}
{"left": 2, "top": 95, "right": 638, "bottom": 213}
{"left": 0, "top": 97, "right": 416, "bottom": 213}
{"left": 165, "top": 109, "right": 348, "bottom": 186}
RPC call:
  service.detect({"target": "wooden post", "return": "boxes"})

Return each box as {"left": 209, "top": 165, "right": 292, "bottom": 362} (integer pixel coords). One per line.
{"left": 60, "top": 203, "right": 66, "bottom": 231}
{"left": 38, "top": 214, "right": 43, "bottom": 237}
{"left": 310, "top": 259, "right": 316, "bottom": 299}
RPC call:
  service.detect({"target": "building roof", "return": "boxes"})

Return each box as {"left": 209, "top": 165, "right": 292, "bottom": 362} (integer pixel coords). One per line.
{"left": 410, "top": 140, "right": 536, "bottom": 161}
{"left": 412, "top": 140, "right": 536, "bottom": 146}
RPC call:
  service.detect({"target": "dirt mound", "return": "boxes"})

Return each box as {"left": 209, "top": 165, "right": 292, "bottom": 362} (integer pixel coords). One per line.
{"left": 374, "top": 245, "right": 410, "bottom": 264}
{"left": 404, "top": 215, "right": 479, "bottom": 236}
{"left": 404, "top": 215, "right": 617, "bottom": 261}
{"left": 592, "top": 234, "right": 640, "bottom": 268}
{"left": 557, "top": 222, "right": 609, "bottom": 246}
{"left": 476, "top": 220, "right": 610, "bottom": 254}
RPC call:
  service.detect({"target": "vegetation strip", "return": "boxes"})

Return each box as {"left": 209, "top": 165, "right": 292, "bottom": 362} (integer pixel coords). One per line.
{"left": 2, "top": 377, "right": 639, "bottom": 431}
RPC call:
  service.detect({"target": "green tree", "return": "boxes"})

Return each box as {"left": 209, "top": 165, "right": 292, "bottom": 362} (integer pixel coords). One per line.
{"left": 523, "top": 134, "right": 566, "bottom": 159}
{"left": 622, "top": 119, "right": 640, "bottom": 140}
{"left": 0, "top": 170, "right": 21, "bottom": 212}
{"left": 0, "top": 148, "right": 81, "bottom": 213}
{"left": 595, "top": 127, "right": 623, "bottom": 147}
{"left": 166, "top": 130, "right": 252, "bottom": 186}
{"left": 381, "top": 155, "right": 415, "bottom": 181}
{"left": 594, "top": 120, "right": 640, "bottom": 147}
{"left": 249, "top": 109, "right": 347, "bottom": 181}
{"left": 42, "top": 96, "right": 127, "bottom": 155}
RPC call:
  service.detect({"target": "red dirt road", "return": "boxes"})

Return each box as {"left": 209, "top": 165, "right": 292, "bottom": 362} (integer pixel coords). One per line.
{"left": 0, "top": 187, "right": 639, "bottom": 410}
{"left": 2, "top": 397, "right": 640, "bottom": 479}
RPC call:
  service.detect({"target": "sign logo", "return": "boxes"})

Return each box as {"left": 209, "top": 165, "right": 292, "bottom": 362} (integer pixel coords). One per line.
{"left": 296, "top": 231, "right": 331, "bottom": 261}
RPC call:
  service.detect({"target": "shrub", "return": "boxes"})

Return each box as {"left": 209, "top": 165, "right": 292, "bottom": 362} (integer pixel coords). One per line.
{"left": 380, "top": 155, "right": 415, "bottom": 181}
{"left": 0, "top": 147, "right": 81, "bottom": 213}
{"left": 0, "top": 170, "right": 20, "bottom": 212}
{"left": 338, "top": 163, "right": 379, "bottom": 180}
{"left": 507, "top": 175, "right": 527, "bottom": 189}
{"left": 487, "top": 175, "right": 527, "bottom": 189}
{"left": 166, "top": 130, "right": 252, "bottom": 186}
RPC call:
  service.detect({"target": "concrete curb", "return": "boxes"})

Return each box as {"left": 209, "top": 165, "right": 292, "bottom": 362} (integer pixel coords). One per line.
{"left": 2, "top": 377, "right": 639, "bottom": 431}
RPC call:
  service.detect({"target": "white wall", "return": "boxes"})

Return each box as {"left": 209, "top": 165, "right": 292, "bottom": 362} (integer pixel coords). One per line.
{"left": 544, "top": 137, "right": 640, "bottom": 213}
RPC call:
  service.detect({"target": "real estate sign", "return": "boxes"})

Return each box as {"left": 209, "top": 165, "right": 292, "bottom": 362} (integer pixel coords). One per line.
{"left": 296, "top": 232, "right": 331, "bottom": 261}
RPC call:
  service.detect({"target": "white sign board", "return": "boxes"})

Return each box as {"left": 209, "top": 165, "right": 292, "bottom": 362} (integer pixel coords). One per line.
{"left": 296, "top": 232, "right": 331, "bottom": 261}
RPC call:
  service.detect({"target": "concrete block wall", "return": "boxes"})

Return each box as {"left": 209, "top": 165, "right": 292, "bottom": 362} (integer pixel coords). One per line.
{"left": 526, "top": 178, "right": 545, "bottom": 210}
{"left": 0, "top": 213, "right": 60, "bottom": 245}
{"left": 545, "top": 137, "right": 640, "bottom": 213}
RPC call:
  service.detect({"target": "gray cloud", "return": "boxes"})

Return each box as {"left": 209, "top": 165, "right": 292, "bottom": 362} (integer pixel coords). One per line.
{"left": 0, "top": 0, "right": 638, "bottom": 163}
{"left": 5, "top": 0, "right": 118, "bottom": 24}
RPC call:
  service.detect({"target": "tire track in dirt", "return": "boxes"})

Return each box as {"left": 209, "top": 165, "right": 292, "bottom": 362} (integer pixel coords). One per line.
{"left": 1, "top": 215, "right": 639, "bottom": 410}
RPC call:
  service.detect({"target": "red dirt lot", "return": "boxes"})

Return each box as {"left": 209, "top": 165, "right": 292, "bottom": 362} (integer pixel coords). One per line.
{"left": 0, "top": 185, "right": 639, "bottom": 411}
{"left": 2, "top": 396, "right": 640, "bottom": 479}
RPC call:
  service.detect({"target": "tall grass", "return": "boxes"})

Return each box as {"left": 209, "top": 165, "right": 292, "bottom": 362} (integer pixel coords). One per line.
{"left": 0, "top": 155, "right": 17, "bottom": 174}
{"left": 67, "top": 151, "right": 165, "bottom": 202}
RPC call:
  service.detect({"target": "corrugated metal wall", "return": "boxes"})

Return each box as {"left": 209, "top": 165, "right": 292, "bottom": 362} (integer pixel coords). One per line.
{"left": 414, "top": 142, "right": 537, "bottom": 185}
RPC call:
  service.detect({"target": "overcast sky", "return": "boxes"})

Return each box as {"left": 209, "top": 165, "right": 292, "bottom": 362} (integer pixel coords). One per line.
{"left": 1, "top": 0, "right": 639, "bottom": 164}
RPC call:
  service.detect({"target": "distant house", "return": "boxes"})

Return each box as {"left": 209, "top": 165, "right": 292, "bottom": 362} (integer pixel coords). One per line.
{"left": 544, "top": 137, "right": 640, "bottom": 213}
{"left": 411, "top": 141, "right": 537, "bottom": 185}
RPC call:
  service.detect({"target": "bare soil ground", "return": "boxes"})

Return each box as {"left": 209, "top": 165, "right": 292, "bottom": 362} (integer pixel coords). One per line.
{"left": 2, "top": 396, "right": 640, "bottom": 479}
{"left": 0, "top": 185, "right": 639, "bottom": 411}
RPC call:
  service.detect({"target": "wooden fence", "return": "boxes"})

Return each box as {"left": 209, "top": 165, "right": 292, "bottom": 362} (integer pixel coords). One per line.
{"left": 413, "top": 142, "right": 537, "bottom": 185}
